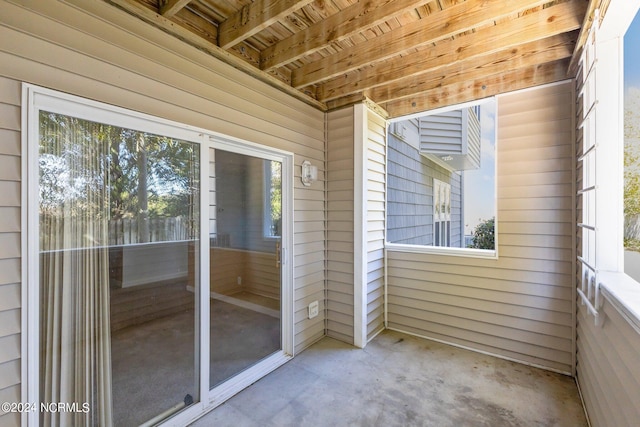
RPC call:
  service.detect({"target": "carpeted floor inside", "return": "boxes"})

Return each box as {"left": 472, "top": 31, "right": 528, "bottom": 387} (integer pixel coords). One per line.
{"left": 110, "top": 296, "right": 280, "bottom": 426}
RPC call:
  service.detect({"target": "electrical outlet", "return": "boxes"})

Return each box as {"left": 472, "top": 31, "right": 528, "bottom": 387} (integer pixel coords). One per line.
{"left": 308, "top": 300, "right": 319, "bottom": 319}
{"left": 237, "top": 276, "right": 242, "bottom": 285}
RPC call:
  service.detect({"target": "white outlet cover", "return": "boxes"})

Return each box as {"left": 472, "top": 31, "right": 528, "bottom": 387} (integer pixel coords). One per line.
{"left": 308, "top": 300, "right": 319, "bottom": 319}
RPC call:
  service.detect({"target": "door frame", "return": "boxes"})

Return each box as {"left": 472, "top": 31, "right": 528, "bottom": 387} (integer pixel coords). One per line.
{"left": 22, "top": 84, "right": 295, "bottom": 426}
{"left": 203, "top": 135, "right": 294, "bottom": 412}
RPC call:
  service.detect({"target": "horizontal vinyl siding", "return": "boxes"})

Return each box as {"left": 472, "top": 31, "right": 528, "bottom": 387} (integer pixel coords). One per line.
{"left": 387, "top": 82, "right": 576, "bottom": 373}
{"left": 0, "top": 1, "right": 326, "bottom": 410}
{"left": 366, "top": 109, "right": 386, "bottom": 341}
{"left": 0, "top": 75, "right": 21, "bottom": 426}
{"left": 326, "top": 107, "right": 355, "bottom": 344}
{"left": 576, "top": 298, "right": 640, "bottom": 427}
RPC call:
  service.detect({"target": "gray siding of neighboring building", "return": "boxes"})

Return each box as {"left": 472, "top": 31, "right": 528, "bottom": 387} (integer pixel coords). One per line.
{"left": 387, "top": 124, "right": 463, "bottom": 248}
{"left": 387, "top": 82, "right": 576, "bottom": 374}
{"left": 420, "top": 109, "right": 464, "bottom": 154}
{"left": 0, "top": 1, "right": 326, "bottom": 421}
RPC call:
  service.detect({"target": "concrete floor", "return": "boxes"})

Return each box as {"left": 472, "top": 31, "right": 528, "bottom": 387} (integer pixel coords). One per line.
{"left": 191, "top": 330, "right": 588, "bottom": 427}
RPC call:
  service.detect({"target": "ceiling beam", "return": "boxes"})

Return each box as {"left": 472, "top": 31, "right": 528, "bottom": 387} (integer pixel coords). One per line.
{"left": 368, "top": 32, "right": 576, "bottom": 105}
{"left": 218, "top": 0, "right": 314, "bottom": 50}
{"left": 171, "top": 7, "right": 218, "bottom": 45}
{"left": 159, "top": 0, "right": 191, "bottom": 18}
{"left": 104, "top": 0, "right": 325, "bottom": 109}
{"left": 382, "top": 59, "right": 571, "bottom": 118}
{"left": 260, "top": 0, "right": 432, "bottom": 71}
{"left": 317, "top": 1, "right": 586, "bottom": 102}
{"left": 292, "top": 0, "right": 564, "bottom": 88}
{"left": 568, "top": 0, "right": 611, "bottom": 74}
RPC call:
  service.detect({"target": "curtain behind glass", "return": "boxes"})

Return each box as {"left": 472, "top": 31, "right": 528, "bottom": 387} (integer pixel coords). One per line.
{"left": 39, "top": 112, "right": 113, "bottom": 426}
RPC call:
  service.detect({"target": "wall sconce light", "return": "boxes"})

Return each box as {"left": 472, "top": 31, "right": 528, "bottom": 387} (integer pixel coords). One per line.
{"left": 301, "top": 160, "right": 317, "bottom": 186}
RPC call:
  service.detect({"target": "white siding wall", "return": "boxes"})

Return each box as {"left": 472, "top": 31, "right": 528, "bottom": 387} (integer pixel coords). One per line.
{"left": 326, "top": 107, "right": 355, "bottom": 344}
{"left": 365, "top": 109, "right": 386, "bottom": 341}
{"left": 0, "top": 76, "right": 21, "bottom": 427}
{"left": 387, "top": 82, "right": 576, "bottom": 373}
{"left": 573, "top": 17, "right": 640, "bottom": 424}
{"left": 0, "top": 0, "right": 326, "bottom": 416}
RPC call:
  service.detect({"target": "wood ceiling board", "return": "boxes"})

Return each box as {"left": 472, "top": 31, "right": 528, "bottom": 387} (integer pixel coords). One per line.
{"left": 160, "top": 0, "right": 192, "bottom": 17}
{"left": 368, "top": 32, "right": 577, "bottom": 105}
{"left": 260, "top": 0, "right": 432, "bottom": 71}
{"left": 383, "top": 59, "right": 571, "bottom": 118}
{"left": 97, "top": 0, "right": 587, "bottom": 113}
{"left": 218, "top": 0, "right": 315, "bottom": 49}
{"left": 317, "top": 0, "right": 586, "bottom": 102}
{"left": 292, "top": 0, "right": 555, "bottom": 88}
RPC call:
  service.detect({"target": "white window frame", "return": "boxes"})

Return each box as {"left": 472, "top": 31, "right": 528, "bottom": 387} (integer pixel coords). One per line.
{"left": 433, "top": 179, "right": 451, "bottom": 247}
{"left": 579, "top": 0, "right": 640, "bottom": 333}
{"left": 21, "top": 84, "right": 295, "bottom": 426}
{"left": 385, "top": 98, "right": 498, "bottom": 259}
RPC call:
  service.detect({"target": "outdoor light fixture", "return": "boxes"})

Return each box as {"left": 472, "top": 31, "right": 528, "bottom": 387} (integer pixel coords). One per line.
{"left": 301, "top": 160, "right": 317, "bottom": 186}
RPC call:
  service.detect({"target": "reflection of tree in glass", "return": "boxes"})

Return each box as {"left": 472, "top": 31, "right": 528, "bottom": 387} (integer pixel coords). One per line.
{"left": 39, "top": 111, "right": 199, "bottom": 244}
{"left": 625, "top": 88, "right": 640, "bottom": 250}
{"left": 39, "top": 112, "right": 110, "bottom": 219}
{"left": 269, "top": 161, "right": 282, "bottom": 236}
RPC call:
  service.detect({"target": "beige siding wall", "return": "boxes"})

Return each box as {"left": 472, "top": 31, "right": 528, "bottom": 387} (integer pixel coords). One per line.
{"left": 576, "top": 297, "right": 640, "bottom": 427}
{"left": 366, "top": 109, "right": 386, "bottom": 340}
{"left": 326, "top": 107, "right": 355, "bottom": 344}
{"left": 0, "top": 76, "right": 21, "bottom": 427}
{"left": 0, "top": 0, "right": 326, "bottom": 414}
{"left": 387, "top": 82, "right": 576, "bottom": 373}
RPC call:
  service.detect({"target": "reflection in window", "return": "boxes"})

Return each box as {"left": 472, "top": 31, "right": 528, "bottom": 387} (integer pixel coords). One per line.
{"left": 387, "top": 100, "right": 496, "bottom": 251}
{"left": 624, "top": 10, "right": 640, "bottom": 280}
{"left": 434, "top": 179, "right": 451, "bottom": 247}
{"left": 38, "top": 111, "right": 200, "bottom": 426}
{"left": 265, "top": 160, "right": 282, "bottom": 238}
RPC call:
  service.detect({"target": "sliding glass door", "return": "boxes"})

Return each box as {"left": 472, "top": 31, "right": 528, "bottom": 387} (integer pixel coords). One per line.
{"left": 27, "top": 86, "right": 293, "bottom": 426}
{"left": 208, "top": 148, "right": 283, "bottom": 388}
{"left": 34, "top": 101, "right": 202, "bottom": 426}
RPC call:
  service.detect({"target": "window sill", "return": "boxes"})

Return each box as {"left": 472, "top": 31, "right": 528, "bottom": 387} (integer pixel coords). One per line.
{"left": 385, "top": 242, "right": 497, "bottom": 259}
{"left": 597, "top": 271, "right": 640, "bottom": 335}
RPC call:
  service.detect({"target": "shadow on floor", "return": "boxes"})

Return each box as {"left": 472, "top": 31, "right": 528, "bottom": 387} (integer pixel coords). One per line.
{"left": 191, "top": 330, "right": 587, "bottom": 427}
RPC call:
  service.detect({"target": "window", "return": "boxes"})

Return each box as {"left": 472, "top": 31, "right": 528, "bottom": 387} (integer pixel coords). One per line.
{"left": 26, "top": 87, "right": 203, "bottom": 426}
{"left": 624, "top": 10, "right": 640, "bottom": 282}
{"left": 433, "top": 179, "right": 451, "bottom": 247}
{"left": 264, "top": 160, "right": 282, "bottom": 238}
{"left": 386, "top": 99, "right": 496, "bottom": 256}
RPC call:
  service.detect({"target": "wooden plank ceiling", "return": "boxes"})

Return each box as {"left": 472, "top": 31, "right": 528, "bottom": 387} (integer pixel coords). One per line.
{"left": 102, "top": 0, "right": 589, "bottom": 118}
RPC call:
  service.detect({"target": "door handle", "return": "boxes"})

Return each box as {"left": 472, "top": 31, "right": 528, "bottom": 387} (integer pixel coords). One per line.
{"left": 276, "top": 241, "right": 281, "bottom": 268}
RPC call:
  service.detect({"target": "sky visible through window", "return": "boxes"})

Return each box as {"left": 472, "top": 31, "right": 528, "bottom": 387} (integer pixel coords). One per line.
{"left": 624, "top": 9, "right": 640, "bottom": 265}
{"left": 463, "top": 103, "right": 496, "bottom": 236}
{"left": 625, "top": 11, "right": 640, "bottom": 91}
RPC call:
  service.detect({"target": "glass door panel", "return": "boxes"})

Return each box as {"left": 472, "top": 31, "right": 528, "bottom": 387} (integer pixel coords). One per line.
{"left": 38, "top": 111, "right": 200, "bottom": 426}
{"left": 209, "top": 148, "right": 282, "bottom": 387}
